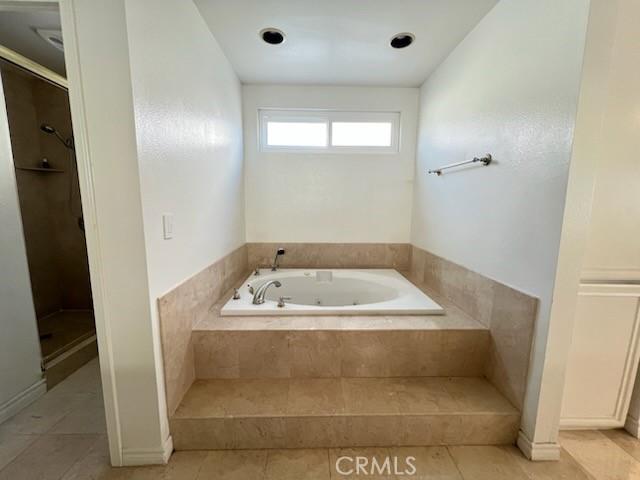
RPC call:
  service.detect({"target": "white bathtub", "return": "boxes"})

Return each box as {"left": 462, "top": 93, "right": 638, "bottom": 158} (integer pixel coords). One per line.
{"left": 221, "top": 269, "right": 444, "bottom": 316}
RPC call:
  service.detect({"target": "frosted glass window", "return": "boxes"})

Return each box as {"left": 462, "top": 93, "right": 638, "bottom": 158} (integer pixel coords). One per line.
{"left": 266, "top": 122, "right": 327, "bottom": 147}
{"left": 331, "top": 122, "right": 393, "bottom": 147}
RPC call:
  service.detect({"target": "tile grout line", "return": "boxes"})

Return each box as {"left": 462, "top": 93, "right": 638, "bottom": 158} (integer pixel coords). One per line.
{"left": 445, "top": 446, "right": 467, "bottom": 480}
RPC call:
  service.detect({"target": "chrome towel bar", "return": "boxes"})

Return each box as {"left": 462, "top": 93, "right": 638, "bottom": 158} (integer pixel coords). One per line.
{"left": 428, "top": 154, "right": 492, "bottom": 176}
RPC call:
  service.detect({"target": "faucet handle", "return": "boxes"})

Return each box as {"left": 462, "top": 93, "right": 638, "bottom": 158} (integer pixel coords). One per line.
{"left": 233, "top": 288, "right": 241, "bottom": 300}
{"left": 277, "top": 296, "right": 292, "bottom": 308}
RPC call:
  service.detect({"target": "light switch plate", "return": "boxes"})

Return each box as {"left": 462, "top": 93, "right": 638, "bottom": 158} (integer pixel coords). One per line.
{"left": 162, "top": 213, "right": 174, "bottom": 239}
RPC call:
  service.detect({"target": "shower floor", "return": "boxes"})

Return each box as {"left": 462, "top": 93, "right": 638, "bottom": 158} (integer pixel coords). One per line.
{"left": 38, "top": 310, "right": 96, "bottom": 364}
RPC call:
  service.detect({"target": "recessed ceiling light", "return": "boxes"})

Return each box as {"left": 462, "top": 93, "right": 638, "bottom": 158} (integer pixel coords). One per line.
{"left": 35, "top": 28, "right": 64, "bottom": 52}
{"left": 390, "top": 33, "right": 415, "bottom": 49}
{"left": 260, "top": 28, "right": 285, "bottom": 45}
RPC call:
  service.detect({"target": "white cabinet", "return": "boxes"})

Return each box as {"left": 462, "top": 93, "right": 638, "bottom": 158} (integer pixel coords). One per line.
{"left": 561, "top": 284, "right": 640, "bottom": 428}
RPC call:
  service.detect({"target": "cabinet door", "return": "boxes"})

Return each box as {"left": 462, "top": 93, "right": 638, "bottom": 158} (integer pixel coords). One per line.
{"left": 561, "top": 284, "right": 640, "bottom": 428}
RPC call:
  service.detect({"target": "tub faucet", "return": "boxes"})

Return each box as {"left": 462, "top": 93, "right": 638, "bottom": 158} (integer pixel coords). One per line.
{"left": 271, "top": 248, "right": 286, "bottom": 271}
{"left": 252, "top": 280, "right": 282, "bottom": 305}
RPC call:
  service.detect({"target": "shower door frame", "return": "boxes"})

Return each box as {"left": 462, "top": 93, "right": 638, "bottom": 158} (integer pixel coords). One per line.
{"left": 0, "top": 4, "right": 122, "bottom": 466}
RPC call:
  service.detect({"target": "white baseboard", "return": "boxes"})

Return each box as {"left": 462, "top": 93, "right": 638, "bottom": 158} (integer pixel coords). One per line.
{"left": 517, "top": 430, "right": 561, "bottom": 461}
{"left": 625, "top": 415, "right": 640, "bottom": 438}
{"left": 121, "top": 435, "right": 173, "bottom": 466}
{"left": 0, "top": 378, "right": 46, "bottom": 424}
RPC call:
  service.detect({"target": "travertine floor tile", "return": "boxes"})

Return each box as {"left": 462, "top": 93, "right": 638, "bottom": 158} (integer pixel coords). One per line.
{"left": 341, "top": 378, "right": 403, "bottom": 415}
{"left": 174, "top": 379, "right": 288, "bottom": 418}
{"left": 329, "top": 447, "right": 395, "bottom": 479}
{"left": 50, "top": 358, "right": 102, "bottom": 395}
{"left": 48, "top": 394, "right": 107, "bottom": 434}
{"left": 0, "top": 391, "right": 93, "bottom": 434}
{"left": 59, "top": 435, "right": 115, "bottom": 480}
{"left": 505, "top": 445, "right": 594, "bottom": 479}
{"left": 560, "top": 430, "right": 640, "bottom": 480}
{"left": 196, "top": 450, "right": 267, "bottom": 480}
{"left": 265, "top": 449, "right": 329, "bottom": 480}
{"left": 287, "top": 379, "right": 345, "bottom": 415}
{"left": 389, "top": 446, "right": 462, "bottom": 480}
{"left": 0, "top": 433, "right": 97, "bottom": 480}
{"left": 448, "top": 446, "right": 529, "bottom": 480}
{"left": 603, "top": 429, "right": 640, "bottom": 463}
{"left": 0, "top": 428, "right": 38, "bottom": 471}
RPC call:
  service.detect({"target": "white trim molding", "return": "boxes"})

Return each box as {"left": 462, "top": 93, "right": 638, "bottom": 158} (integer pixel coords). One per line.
{"left": 561, "top": 283, "right": 640, "bottom": 429}
{"left": 625, "top": 413, "right": 640, "bottom": 438}
{"left": 0, "top": 379, "right": 46, "bottom": 424}
{"left": 582, "top": 268, "right": 640, "bottom": 283}
{"left": 121, "top": 435, "right": 173, "bottom": 466}
{"left": 0, "top": 45, "right": 67, "bottom": 88}
{"left": 58, "top": 0, "right": 123, "bottom": 467}
{"left": 517, "top": 430, "right": 561, "bottom": 461}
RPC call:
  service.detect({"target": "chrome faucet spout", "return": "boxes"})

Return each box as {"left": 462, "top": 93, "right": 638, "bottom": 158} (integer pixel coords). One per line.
{"left": 271, "top": 248, "right": 286, "bottom": 271}
{"left": 252, "top": 280, "right": 282, "bottom": 305}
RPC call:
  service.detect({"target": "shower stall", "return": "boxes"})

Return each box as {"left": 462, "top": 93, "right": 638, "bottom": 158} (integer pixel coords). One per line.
{"left": 0, "top": 59, "right": 96, "bottom": 388}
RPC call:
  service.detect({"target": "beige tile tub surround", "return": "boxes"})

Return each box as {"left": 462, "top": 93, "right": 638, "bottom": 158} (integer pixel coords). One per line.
{"left": 247, "top": 243, "right": 411, "bottom": 269}
{"left": 193, "top": 329, "right": 489, "bottom": 380}
{"left": 193, "top": 283, "right": 490, "bottom": 380}
{"left": 170, "top": 377, "right": 520, "bottom": 450}
{"left": 158, "top": 245, "right": 248, "bottom": 416}
{"left": 409, "top": 246, "right": 538, "bottom": 409}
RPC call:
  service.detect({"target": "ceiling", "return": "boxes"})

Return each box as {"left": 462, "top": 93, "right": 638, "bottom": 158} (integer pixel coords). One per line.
{"left": 195, "top": 0, "right": 498, "bottom": 87}
{"left": 0, "top": 9, "right": 65, "bottom": 76}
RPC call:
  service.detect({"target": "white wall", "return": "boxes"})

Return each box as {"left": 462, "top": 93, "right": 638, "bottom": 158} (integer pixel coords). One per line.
{"left": 0, "top": 72, "right": 43, "bottom": 417}
{"left": 243, "top": 85, "right": 418, "bottom": 243}
{"left": 410, "top": 0, "right": 590, "bottom": 451}
{"left": 559, "top": 0, "right": 640, "bottom": 430}
{"left": 127, "top": 0, "right": 245, "bottom": 299}
{"left": 60, "top": 0, "right": 166, "bottom": 465}
{"left": 579, "top": 0, "right": 640, "bottom": 284}
{"left": 60, "top": 0, "right": 245, "bottom": 465}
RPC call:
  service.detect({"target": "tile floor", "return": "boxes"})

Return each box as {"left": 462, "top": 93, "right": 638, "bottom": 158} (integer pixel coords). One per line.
{"left": 2, "top": 359, "right": 640, "bottom": 479}
{"left": 38, "top": 310, "right": 95, "bottom": 362}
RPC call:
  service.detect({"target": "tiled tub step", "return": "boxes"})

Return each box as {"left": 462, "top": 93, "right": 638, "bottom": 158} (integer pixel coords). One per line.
{"left": 170, "top": 377, "right": 519, "bottom": 450}
{"left": 192, "top": 319, "right": 490, "bottom": 379}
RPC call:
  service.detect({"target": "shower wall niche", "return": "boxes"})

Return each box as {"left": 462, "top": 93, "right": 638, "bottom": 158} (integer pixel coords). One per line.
{"left": 1, "top": 60, "right": 95, "bottom": 384}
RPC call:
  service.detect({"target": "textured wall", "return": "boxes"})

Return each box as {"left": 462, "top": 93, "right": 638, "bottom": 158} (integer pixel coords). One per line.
{"left": 243, "top": 85, "right": 419, "bottom": 243}
{"left": 409, "top": 0, "right": 589, "bottom": 442}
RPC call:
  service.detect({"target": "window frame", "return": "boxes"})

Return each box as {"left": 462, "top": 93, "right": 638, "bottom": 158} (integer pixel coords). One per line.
{"left": 258, "top": 109, "right": 401, "bottom": 154}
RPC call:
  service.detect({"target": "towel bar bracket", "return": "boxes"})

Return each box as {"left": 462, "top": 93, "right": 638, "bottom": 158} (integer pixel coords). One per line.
{"left": 428, "top": 154, "right": 492, "bottom": 176}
